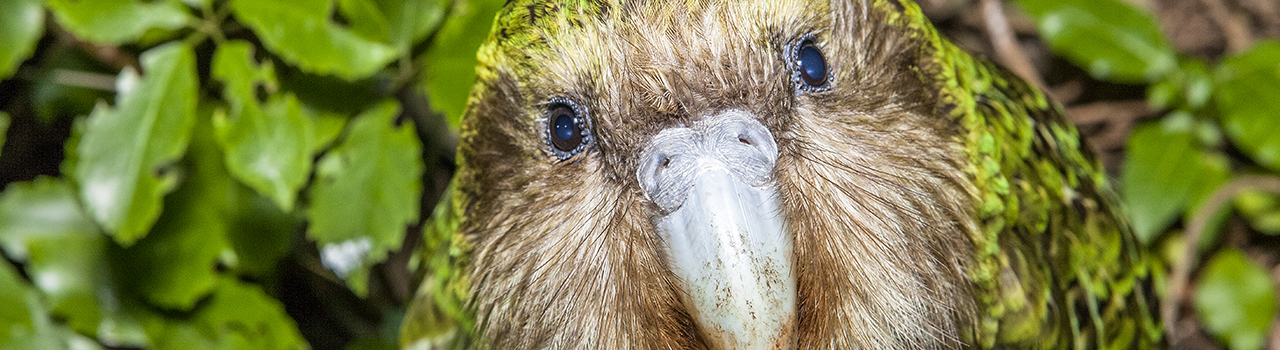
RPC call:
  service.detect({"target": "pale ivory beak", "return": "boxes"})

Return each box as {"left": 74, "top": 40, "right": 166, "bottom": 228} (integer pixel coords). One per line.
{"left": 638, "top": 110, "right": 795, "bottom": 350}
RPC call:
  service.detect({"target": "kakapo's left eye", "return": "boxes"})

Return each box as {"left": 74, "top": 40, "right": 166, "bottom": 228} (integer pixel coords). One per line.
{"left": 545, "top": 97, "right": 594, "bottom": 160}
{"left": 790, "top": 35, "right": 830, "bottom": 92}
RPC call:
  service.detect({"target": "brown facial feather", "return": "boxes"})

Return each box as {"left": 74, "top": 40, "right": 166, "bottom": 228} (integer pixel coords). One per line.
{"left": 454, "top": 0, "right": 979, "bottom": 348}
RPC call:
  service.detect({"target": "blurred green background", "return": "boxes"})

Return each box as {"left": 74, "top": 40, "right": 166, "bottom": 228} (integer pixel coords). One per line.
{"left": 0, "top": 0, "right": 1276, "bottom": 349}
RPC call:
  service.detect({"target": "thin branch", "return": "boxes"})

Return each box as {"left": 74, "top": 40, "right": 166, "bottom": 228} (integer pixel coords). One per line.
{"left": 54, "top": 26, "right": 139, "bottom": 73}
{"left": 51, "top": 69, "right": 118, "bottom": 91}
{"left": 1163, "top": 174, "right": 1280, "bottom": 344}
{"left": 1065, "top": 100, "right": 1150, "bottom": 152}
{"left": 981, "top": 0, "right": 1046, "bottom": 90}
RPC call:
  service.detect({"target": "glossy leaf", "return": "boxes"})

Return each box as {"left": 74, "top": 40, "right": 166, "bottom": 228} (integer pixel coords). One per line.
{"left": 1217, "top": 41, "right": 1280, "bottom": 172}
{"left": 378, "top": 0, "right": 448, "bottom": 51}
{"left": 0, "top": 0, "right": 43, "bottom": 80}
{"left": 46, "top": 0, "right": 191, "bottom": 45}
{"left": 0, "top": 251, "right": 43, "bottom": 346}
{"left": 229, "top": 0, "right": 397, "bottom": 80}
{"left": 309, "top": 109, "right": 349, "bottom": 153}
{"left": 116, "top": 115, "right": 232, "bottom": 311}
{"left": 0, "top": 177, "right": 99, "bottom": 261}
{"left": 338, "top": 0, "right": 447, "bottom": 51}
{"left": 1122, "top": 115, "right": 1229, "bottom": 244}
{"left": 145, "top": 278, "right": 308, "bottom": 350}
{"left": 307, "top": 101, "right": 422, "bottom": 296}
{"left": 338, "top": 0, "right": 391, "bottom": 43}
{"left": 1014, "top": 0, "right": 1177, "bottom": 83}
{"left": 1147, "top": 59, "right": 1213, "bottom": 112}
{"left": 212, "top": 41, "right": 314, "bottom": 211}
{"left": 1194, "top": 248, "right": 1278, "bottom": 350}
{"left": 419, "top": 0, "right": 505, "bottom": 128}
{"left": 0, "top": 262, "right": 100, "bottom": 350}
{"left": 74, "top": 43, "right": 198, "bottom": 246}
{"left": 0, "top": 179, "right": 151, "bottom": 346}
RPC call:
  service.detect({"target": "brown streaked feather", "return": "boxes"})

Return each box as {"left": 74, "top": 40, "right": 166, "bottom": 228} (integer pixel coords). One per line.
{"left": 437, "top": 0, "right": 1146, "bottom": 348}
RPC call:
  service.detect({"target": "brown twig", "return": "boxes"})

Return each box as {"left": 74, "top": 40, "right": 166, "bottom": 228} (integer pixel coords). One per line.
{"left": 53, "top": 25, "right": 139, "bottom": 73}
{"left": 1163, "top": 174, "right": 1280, "bottom": 345}
{"left": 981, "top": 0, "right": 1046, "bottom": 91}
{"left": 1197, "top": 0, "right": 1252, "bottom": 54}
{"left": 1065, "top": 100, "right": 1151, "bottom": 151}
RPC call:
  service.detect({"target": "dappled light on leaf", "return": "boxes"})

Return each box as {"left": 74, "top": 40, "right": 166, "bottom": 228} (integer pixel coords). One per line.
{"left": 73, "top": 43, "right": 198, "bottom": 246}
{"left": 307, "top": 101, "right": 422, "bottom": 296}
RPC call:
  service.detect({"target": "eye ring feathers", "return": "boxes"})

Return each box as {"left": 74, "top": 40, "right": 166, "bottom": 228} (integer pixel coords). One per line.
{"left": 790, "top": 34, "right": 831, "bottom": 92}
{"left": 544, "top": 97, "right": 594, "bottom": 160}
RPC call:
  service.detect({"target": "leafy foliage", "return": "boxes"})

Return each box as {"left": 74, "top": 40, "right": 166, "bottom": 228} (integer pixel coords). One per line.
{"left": 1194, "top": 249, "right": 1278, "bottom": 350}
{"left": 1217, "top": 43, "right": 1280, "bottom": 173}
{"left": 1015, "top": 0, "right": 1280, "bottom": 347}
{"left": 73, "top": 43, "right": 198, "bottom": 246}
{"left": 47, "top": 0, "right": 192, "bottom": 45}
{"left": 1121, "top": 114, "right": 1228, "bottom": 246}
{"left": 211, "top": 41, "right": 314, "bottom": 211}
{"left": 0, "top": 0, "right": 43, "bottom": 80}
{"left": 1013, "top": 0, "right": 1176, "bottom": 83}
{"left": 307, "top": 101, "right": 423, "bottom": 297}
{"left": 419, "top": 0, "right": 504, "bottom": 127}
{"left": 0, "top": 0, "right": 497, "bottom": 348}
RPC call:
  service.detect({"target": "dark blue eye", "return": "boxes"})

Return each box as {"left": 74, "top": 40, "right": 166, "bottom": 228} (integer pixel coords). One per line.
{"left": 792, "top": 37, "right": 830, "bottom": 91}
{"left": 545, "top": 98, "right": 592, "bottom": 160}
{"left": 553, "top": 113, "right": 577, "bottom": 144}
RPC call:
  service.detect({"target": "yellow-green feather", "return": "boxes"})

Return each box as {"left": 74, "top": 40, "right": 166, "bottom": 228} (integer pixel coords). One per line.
{"left": 876, "top": 0, "right": 1161, "bottom": 347}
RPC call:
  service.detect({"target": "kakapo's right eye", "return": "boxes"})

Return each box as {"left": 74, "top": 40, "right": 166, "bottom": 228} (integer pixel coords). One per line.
{"left": 790, "top": 35, "right": 831, "bottom": 92}
{"left": 545, "top": 97, "right": 593, "bottom": 160}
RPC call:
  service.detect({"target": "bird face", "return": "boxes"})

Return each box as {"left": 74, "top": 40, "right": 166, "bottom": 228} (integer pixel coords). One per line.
{"left": 455, "top": 0, "right": 979, "bottom": 348}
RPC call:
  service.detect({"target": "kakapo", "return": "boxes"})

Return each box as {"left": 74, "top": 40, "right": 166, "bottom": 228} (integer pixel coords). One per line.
{"left": 402, "top": 0, "right": 1163, "bottom": 349}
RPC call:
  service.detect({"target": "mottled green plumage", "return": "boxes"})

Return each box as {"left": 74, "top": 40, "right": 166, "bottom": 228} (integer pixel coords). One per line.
{"left": 912, "top": 12, "right": 1162, "bottom": 348}
{"left": 402, "top": 0, "right": 1161, "bottom": 348}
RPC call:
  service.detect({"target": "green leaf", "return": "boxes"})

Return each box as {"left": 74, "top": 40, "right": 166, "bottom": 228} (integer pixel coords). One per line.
{"left": 1194, "top": 248, "right": 1278, "bottom": 350}
{"left": 74, "top": 42, "right": 198, "bottom": 246}
{"left": 46, "top": 0, "right": 191, "bottom": 45}
{"left": 307, "top": 101, "right": 422, "bottom": 296}
{"left": 0, "top": 177, "right": 99, "bottom": 261}
{"left": 212, "top": 41, "right": 315, "bottom": 211}
{"left": 338, "top": 0, "right": 448, "bottom": 51}
{"left": 1013, "top": 0, "right": 1177, "bottom": 83}
{"left": 0, "top": 259, "right": 44, "bottom": 345}
{"left": 310, "top": 109, "right": 349, "bottom": 152}
{"left": 378, "top": 0, "right": 449, "bottom": 51}
{"left": 1182, "top": 153, "right": 1231, "bottom": 250}
{"left": 116, "top": 152, "right": 227, "bottom": 310}
{"left": 1216, "top": 41, "right": 1280, "bottom": 172}
{"left": 1148, "top": 59, "right": 1213, "bottom": 111}
{"left": 0, "top": 179, "right": 151, "bottom": 346}
{"left": 419, "top": 0, "right": 504, "bottom": 128}
{"left": 338, "top": 0, "right": 391, "bottom": 43}
{"left": 0, "top": 262, "right": 102, "bottom": 350}
{"left": 1122, "top": 114, "right": 1229, "bottom": 244}
{"left": 1236, "top": 190, "right": 1280, "bottom": 235}
{"left": 0, "top": 0, "right": 43, "bottom": 80}
{"left": 123, "top": 107, "right": 299, "bottom": 310}
{"left": 145, "top": 278, "right": 308, "bottom": 350}
{"left": 229, "top": 0, "right": 398, "bottom": 80}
